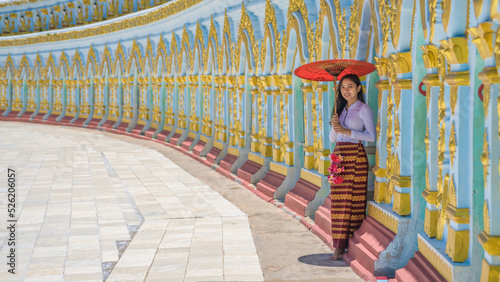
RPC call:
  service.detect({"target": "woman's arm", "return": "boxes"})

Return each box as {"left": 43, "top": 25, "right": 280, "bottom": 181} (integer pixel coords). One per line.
{"left": 350, "top": 105, "right": 376, "bottom": 142}
{"left": 329, "top": 125, "right": 338, "bottom": 143}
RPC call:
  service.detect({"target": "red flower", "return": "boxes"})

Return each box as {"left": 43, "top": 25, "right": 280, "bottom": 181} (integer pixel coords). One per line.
{"left": 333, "top": 176, "right": 343, "bottom": 185}
{"left": 328, "top": 153, "right": 344, "bottom": 185}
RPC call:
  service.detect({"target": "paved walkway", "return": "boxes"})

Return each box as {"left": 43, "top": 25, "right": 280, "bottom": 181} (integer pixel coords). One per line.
{"left": 0, "top": 121, "right": 363, "bottom": 281}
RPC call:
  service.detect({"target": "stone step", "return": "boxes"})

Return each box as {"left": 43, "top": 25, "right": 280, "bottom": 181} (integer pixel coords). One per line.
{"left": 192, "top": 140, "right": 206, "bottom": 156}
{"left": 236, "top": 160, "right": 262, "bottom": 184}
{"left": 70, "top": 117, "right": 87, "bottom": 126}
{"left": 255, "top": 170, "right": 286, "bottom": 201}
{"left": 169, "top": 133, "right": 181, "bottom": 146}
{"left": 206, "top": 146, "right": 221, "bottom": 164}
{"left": 394, "top": 251, "right": 446, "bottom": 282}
{"left": 343, "top": 216, "right": 396, "bottom": 277}
{"left": 284, "top": 178, "right": 321, "bottom": 217}
{"left": 155, "top": 129, "right": 171, "bottom": 142}
{"left": 219, "top": 152, "right": 238, "bottom": 173}
{"left": 144, "top": 127, "right": 157, "bottom": 138}
{"left": 31, "top": 112, "right": 45, "bottom": 120}
{"left": 86, "top": 118, "right": 101, "bottom": 129}
{"left": 181, "top": 136, "right": 194, "bottom": 151}
{"left": 101, "top": 119, "right": 116, "bottom": 129}
{"left": 17, "top": 111, "right": 34, "bottom": 122}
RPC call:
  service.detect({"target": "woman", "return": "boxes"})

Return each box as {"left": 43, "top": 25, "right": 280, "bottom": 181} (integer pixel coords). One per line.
{"left": 329, "top": 73, "right": 376, "bottom": 260}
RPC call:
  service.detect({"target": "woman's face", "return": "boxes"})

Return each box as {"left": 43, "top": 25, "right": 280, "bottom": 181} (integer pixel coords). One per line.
{"left": 340, "top": 78, "right": 361, "bottom": 105}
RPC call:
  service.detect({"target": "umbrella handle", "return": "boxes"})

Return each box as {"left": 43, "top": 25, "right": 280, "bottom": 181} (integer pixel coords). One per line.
{"left": 330, "top": 79, "right": 337, "bottom": 123}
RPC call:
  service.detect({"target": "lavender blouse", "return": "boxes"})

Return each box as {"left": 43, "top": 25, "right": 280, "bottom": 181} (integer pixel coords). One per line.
{"left": 329, "top": 100, "right": 376, "bottom": 144}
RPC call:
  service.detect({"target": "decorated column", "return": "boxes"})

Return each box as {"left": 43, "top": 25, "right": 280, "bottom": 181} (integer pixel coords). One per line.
{"left": 259, "top": 75, "right": 273, "bottom": 158}
{"left": 236, "top": 75, "right": 246, "bottom": 147}
{"left": 421, "top": 45, "right": 442, "bottom": 237}
{"left": 373, "top": 57, "right": 391, "bottom": 203}
{"left": 441, "top": 37, "right": 471, "bottom": 262}
{"left": 227, "top": 76, "right": 238, "bottom": 146}
{"left": 271, "top": 74, "right": 284, "bottom": 163}
{"left": 390, "top": 52, "right": 413, "bottom": 216}
{"left": 478, "top": 66, "right": 500, "bottom": 281}
{"left": 301, "top": 81, "right": 315, "bottom": 170}
{"left": 281, "top": 74, "right": 293, "bottom": 165}
{"left": 249, "top": 75, "right": 261, "bottom": 152}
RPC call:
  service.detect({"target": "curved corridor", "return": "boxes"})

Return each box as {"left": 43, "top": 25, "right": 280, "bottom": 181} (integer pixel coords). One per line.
{"left": 0, "top": 121, "right": 361, "bottom": 281}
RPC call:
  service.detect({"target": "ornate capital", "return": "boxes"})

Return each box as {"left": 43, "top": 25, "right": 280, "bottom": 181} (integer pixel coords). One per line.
{"left": 440, "top": 37, "right": 469, "bottom": 65}
{"left": 478, "top": 230, "right": 500, "bottom": 256}
{"left": 422, "top": 74, "right": 441, "bottom": 87}
{"left": 390, "top": 52, "right": 412, "bottom": 75}
{"left": 444, "top": 71, "right": 470, "bottom": 86}
{"left": 391, "top": 175, "right": 411, "bottom": 188}
{"left": 392, "top": 79, "right": 412, "bottom": 90}
{"left": 469, "top": 22, "right": 495, "bottom": 60}
{"left": 478, "top": 67, "right": 500, "bottom": 84}
{"left": 375, "top": 80, "right": 391, "bottom": 91}
{"left": 422, "top": 188, "right": 439, "bottom": 205}
{"left": 374, "top": 57, "right": 389, "bottom": 77}
{"left": 445, "top": 205, "right": 470, "bottom": 224}
{"left": 421, "top": 44, "right": 439, "bottom": 69}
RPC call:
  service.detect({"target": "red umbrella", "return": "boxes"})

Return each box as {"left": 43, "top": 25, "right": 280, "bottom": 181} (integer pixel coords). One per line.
{"left": 293, "top": 59, "right": 376, "bottom": 121}
{"left": 293, "top": 59, "right": 376, "bottom": 81}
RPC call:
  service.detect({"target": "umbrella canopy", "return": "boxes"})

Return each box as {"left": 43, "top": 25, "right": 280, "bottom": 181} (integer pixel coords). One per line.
{"left": 293, "top": 59, "right": 376, "bottom": 82}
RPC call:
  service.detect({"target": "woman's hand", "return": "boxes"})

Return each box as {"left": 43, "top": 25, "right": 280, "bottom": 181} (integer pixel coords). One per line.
{"left": 333, "top": 122, "right": 351, "bottom": 135}
{"left": 331, "top": 114, "right": 339, "bottom": 126}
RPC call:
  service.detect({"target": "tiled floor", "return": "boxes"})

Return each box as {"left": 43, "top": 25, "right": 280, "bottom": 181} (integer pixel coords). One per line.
{"left": 0, "top": 122, "right": 262, "bottom": 281}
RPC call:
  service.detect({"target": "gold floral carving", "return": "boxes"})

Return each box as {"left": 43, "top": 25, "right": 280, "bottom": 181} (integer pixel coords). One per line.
{"left": 428, "top": 0, "right": 437, "bottom": 42}
{"left": 170, "top": 31, "right": 179, "bottom": 74}
{"left": 367, "top": 202, "right": 398, "bottom": 234}
{"left": 115, "top": 41, "right": 125, "bottom": 76}
{"left": 129, "top": 39, "right": 144, "bottom": 75}
{"left": 436, "top": 173, "right": 450, "bottom": 241}
{"left": 449, "top": 123, "right": 457, "bottom": 169}
{"left": 45, "top": 53, "right": 57, "bottom": 79}
{"left": 418, "top": 236, "right": 453, "bottom": 281}
{"left": 235, "top": 3, "right": 258, "bottom": 74}
{"left": 156, "top": 36, "right": 167, "bottom": 74}
{"left": 374, "top": 57, "right": 389, "bottom": 77}
{"left": 333, "top": 0, "right": 346, "bottom": 58}
{"left": 86, "top": 45, "right": 97, "bottom": 77}
{"left": 223, "top": 9, "right": 231, "bottom": 44}
{"left": 481, "top": 132, "right": 489, "bottom": 190}
{"left": 421, "top": 44, "right": 438, "bottom": 69}
{"left": 348, "top": 0, "right": 360, "bottom": 59}
{"left": 469, "top": 22, "right": 495, "bottom": 60}
{"left": 317, "top": 0, "right": 339, "bottom": 60}
{"left": 145, "top": 37, "right": 154, "bottom": 74}
{"left": 263, "top": 0, "right": 279, "bottom": 72}
{"left": 483, "top": 201, "right": 491, "bottom": 235}
{"left": 378, "top": 0, "right": 396, "bottom": 57}
{"left": 478, "top": 68, "right": 500, "bottom": 118}
{"left": 206, "top": 16, "right": 217, "bottom": 73}
{"left": 4, "top": 54, "right": 14, "bottom": 77}
{"left": 59, "top": 51, "right": 69, "bottom": 78}
{"left": 180, "top": 25, "right": 192, "bottom": 74}
{"left": 16, "top": 54, "right": 30, "bottom": 79}
{"left": 71, "top": 50, "right": 83, "bottom": 79}
{"left": 0, "top": 0, "right": 203, "bottom": 47}
{"left": 100, "top": 45, "right": 113, "bottom": 77}
{"left": 440, "top": 37, "right": 469, "bottom": 65}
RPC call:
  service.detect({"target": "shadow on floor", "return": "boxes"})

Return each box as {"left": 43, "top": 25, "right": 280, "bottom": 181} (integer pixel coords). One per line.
{"left": 298, "top": 253, "right": 348, "bottom": 267}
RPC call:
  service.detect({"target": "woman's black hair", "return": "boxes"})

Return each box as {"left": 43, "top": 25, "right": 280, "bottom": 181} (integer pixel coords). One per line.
{"left": 332, "top": 73, "right": 365, "bottom": 118}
